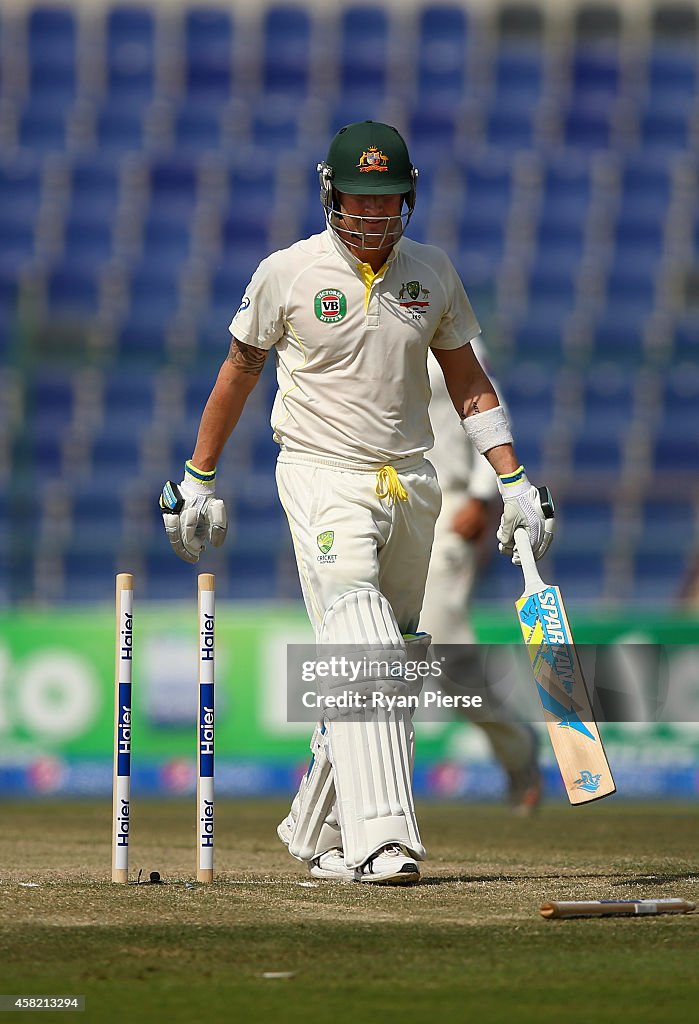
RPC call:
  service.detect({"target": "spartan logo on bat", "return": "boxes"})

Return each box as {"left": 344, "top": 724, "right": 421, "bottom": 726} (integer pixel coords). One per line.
{"left": 573, "top": 770, "right": 602, "bottom": 793}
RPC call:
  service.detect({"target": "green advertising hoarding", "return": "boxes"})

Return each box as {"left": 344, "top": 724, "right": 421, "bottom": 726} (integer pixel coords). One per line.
{"left": 0, "top": 603, "right": 698, "bottom": 797}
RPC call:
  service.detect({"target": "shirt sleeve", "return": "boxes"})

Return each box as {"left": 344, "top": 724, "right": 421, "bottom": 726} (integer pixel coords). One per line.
{"left": 228, "top": 254, "right": 285, "bottom": 350}
{"left": 430, "top": 254, "right": 481, "bottom": 351}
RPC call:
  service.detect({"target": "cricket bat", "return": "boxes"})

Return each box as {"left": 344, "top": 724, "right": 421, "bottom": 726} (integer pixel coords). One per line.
{"left": 514, "top": 526, "right": 616, "bottom": 805}
{"left": 540, "top": 899, "right": 695, "bottom": 919}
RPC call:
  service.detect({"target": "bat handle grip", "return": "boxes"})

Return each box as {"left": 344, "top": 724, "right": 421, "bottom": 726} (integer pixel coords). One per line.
{"left": 514, "top": 527, "right": 546, "bottom": 593}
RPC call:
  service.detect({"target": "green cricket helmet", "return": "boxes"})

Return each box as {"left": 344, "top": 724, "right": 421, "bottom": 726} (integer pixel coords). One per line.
{"left": 318, "top": 120, "right": 418, "bottom": 249}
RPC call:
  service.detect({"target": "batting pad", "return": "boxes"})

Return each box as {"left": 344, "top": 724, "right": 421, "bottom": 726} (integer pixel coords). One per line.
{"left": 287, "top": 724, "right": 337, "bottom": 862}
{"left": 318, "top": 589, "right": 425, "bottom": 868}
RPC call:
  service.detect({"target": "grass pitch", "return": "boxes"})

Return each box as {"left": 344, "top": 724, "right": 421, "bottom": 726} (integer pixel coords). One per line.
{"left": 0, "top": 800, "right": 697, "bottom": 1023}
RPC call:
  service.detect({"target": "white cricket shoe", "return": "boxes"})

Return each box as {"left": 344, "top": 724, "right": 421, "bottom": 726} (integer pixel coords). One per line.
{"left": 354, "top": 845, "right": 420, "bottom": 886}
{"left": 309, "top": 848, "right": 354, "bottom": 882}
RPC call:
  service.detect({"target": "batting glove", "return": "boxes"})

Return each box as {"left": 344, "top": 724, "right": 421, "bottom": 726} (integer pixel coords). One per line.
{"left": 496, "top": 467, "right": 555, "bottom": 564}
{"left": 159, "top": 461, "right": 228, "bottom": 564}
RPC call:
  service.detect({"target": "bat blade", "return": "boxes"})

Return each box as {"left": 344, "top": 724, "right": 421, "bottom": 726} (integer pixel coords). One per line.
{"left": 514, "top": 538, "right": 616, "bottom": 805}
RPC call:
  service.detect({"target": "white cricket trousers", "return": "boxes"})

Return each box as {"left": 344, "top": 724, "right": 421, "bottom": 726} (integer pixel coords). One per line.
{"left": 276, "top": 453, "right": 442, "bottom": 635}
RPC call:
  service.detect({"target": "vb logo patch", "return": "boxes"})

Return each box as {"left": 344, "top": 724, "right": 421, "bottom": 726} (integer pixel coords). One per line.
{"left": 316, "top": 530, "right": 337, "bottom": 563}
{"left": 314, "top": 289, "right": 347, "bottom": 323}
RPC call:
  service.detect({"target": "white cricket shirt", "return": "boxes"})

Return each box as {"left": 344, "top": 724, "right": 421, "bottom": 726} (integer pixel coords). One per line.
{"left": 229, "top": 228, "right": 480, "bottom": 466}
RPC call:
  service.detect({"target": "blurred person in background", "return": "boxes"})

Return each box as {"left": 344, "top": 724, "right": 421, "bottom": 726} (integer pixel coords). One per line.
{"left": 424, "top": 344, "right": 541, "bottom": 814}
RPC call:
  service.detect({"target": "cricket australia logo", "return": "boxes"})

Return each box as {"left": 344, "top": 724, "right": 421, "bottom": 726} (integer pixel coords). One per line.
{"left": 317, "top": 531, "right": 334, "bottom": 554}
{"left": 398, "top": 281, "right": 431, "bottom": 318}
{"left": 316, "top": 530, "right": 337, "bottom": 564}
{"left": 314, "top": 289, "right": 347, "bottom": 323}
{"left": 357, "top": 147, "right": 389, "bottom": 172}
{"left": 573, "top": 770, "right": 602, "bottom": 794}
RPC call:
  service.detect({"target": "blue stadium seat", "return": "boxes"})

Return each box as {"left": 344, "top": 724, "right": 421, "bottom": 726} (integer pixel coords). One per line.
{"left": 262, "top": 5, "right": 312, "bottom": 98}
{"left": 659, "top": 367, "right": 699, "bottom": 432}
{"left": 556, "top": 500, "right": 614, "bottom": 552}
{"left": 70, "top": 482, "right": 126, "bottom": 547}
{"left": 461, "top": 157, "right": 513, "bottom": 214}
{"left": 564, "top": 98, "right": 614, "bottom": 148}
{"left": 509, "top": 313, "right": 568, "bottom": 362}
{"left": 227, "top": 545, "right": 280, "bottom": 600}
{"left": 27, "top": 6, "right": 77, "bottom": 100}
{"left": 589, "top": 311, "right": 647, "bottom": 362}
{"left": 250, "top": 429, "right": 281, "bottom": 470}
{"left": 639, "top": 100, "right": 692, "bottom": 151}
{"left": 498, "top": 364, "right": 556, "bottom": 434}
{"left": 67, "top": 156, "right": 121, "bottom": 217}
{"left": 115, "top": 319, "right": 171, "bottom": 361}
{"left": 549, "top": 550, "right": 606, "bottom": 600}
{"left": 639, "top": 500, "right": 696, "bottom": 554}
{"left": 18, "top": 100, "right": 70, "bottom": 152}
{"left": 96, "top": 99, "right": 146, "bottom": 152}
{"left": 105, "top": 5, "right": 155, "bottom": 101}
{"left": 184, "top": 7, "right": 234, "bottom": 104}
{"left": 619, "top": 158, "right": 672, "bottom": 216}
{"left": 646, "top": 44, "right": 697, "bottom": 102}
{"left": 141, "top": 215, "right": 191, "bottom": 266}
{"left": 0, "top": 270, "right": 18, "bottom": 330}
{"left": 570, "top": 43, "right": 621, "bottom": 100}
{"left": 62, "top": 549, "right": 120, "bottom": 602}
{"left": 0, "top": 156, "right": 43, "bottom": 218}
{"left": 417, "top": 4, "right": 469, "bottom": 104}
{"left": 672, "top": 316, "right": 699, "bottom": 361}
{"left": 147, "top": 158, "right": 199, "bottom": 217}
{"left": 571, "top": 435, "right": 625, "bottom": 475}
{"left": 142, "top": 547, "right": 203, "bottom": 600}
{"left": 63, "top": 216, "right": 113, "bottom": 268}
{"left": 534, "top": 220, "right": 586, "bottom": 269}
{"left": 493, "top": 43, "right": 544, "bottom": 106}
{"left": 651, "top": 432, "right": 699, "bottom": 472}
{"left": 408, "top": 108, "right": 457, "bottom": 151}
{"left": 613, "top": 212, "right": 665, "bottom": 266}
{"left": 31, "top": 370, "right": 75, "bottom": 435}
{"left": 526, "top": 265, "right": 578, "bottom": 316}
{"left": 103, "top": 371, "right": 156, "bottom": 425}
{"left": 0, "top": 216, "right": 35, "bottom": 271}
{"left": 234, "top": 473, "right": 284, "bottom": 546}
{"left": 605, "top": 265, "right": 657, "bottom": 316}
{"left": 339, "top": 6, "right": 390, "bottom": 100}
{"left": 632, "top": 551, "right": 686, "bottom": 602}
{"left": 91, "top": 431, "right": 144, "bottom": 481}
{"left": 577, "top": 366, "right": 636, "bottom": 438}
{"left": 485, "top": 106, "right": 537, "bottom": 149}
{"left": 46, "top": 265, "right": 101, "bottom": 317}
{"left": 457, "top": 211, "right": 506, "bottom": 267}
{"left": 174, "top": 101, "right": 224, "bottom": 151}
{"left": 125, "top": 265, "right": 180, "bottom": 326}
{"left": 541, "top": 156, "right": 592, "bottom": 218}
{"left": 251, "top": 99, "right": 300, "bottom": 151}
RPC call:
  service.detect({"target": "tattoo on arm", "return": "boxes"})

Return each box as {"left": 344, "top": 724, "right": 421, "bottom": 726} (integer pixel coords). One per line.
{"left": 226, "top": 338, "right": 267, "bottom": 375}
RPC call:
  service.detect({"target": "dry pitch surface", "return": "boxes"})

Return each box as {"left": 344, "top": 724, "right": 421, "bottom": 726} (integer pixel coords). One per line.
{"left": 0, "top": 800, "right": 698, "bottom": 1023}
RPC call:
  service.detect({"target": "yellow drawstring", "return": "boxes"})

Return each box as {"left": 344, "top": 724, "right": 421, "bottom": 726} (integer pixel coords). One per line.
{"left": 376, "top": 466, "right": 408, "bottom": 504}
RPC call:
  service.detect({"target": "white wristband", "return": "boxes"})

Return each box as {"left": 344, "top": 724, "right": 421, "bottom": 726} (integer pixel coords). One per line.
{"left": 460, "top": 405, "right": 513, "bottom": 454}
